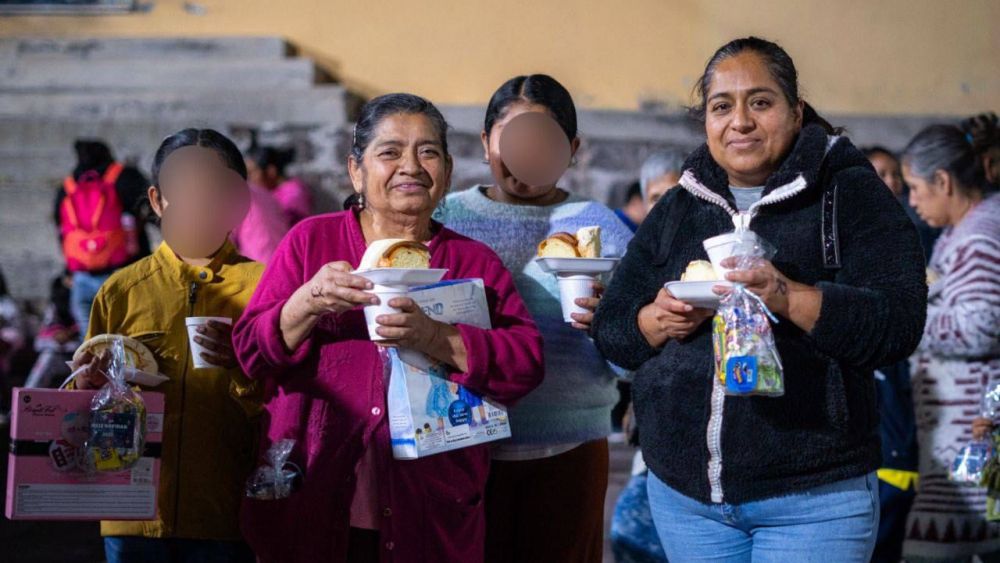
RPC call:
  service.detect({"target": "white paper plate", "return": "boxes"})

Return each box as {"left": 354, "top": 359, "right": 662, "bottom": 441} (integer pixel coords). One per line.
{"left": 124, "top": 367, "right": 170, "bottom": 387}
{"left": 354, "top": 268, "right": 448, "bottom": 287}
{"left": 535, "top": 257, "right": 620, "bottom": 275}
{"left": 663, "top": 280, "right": 733, "bottom": 309}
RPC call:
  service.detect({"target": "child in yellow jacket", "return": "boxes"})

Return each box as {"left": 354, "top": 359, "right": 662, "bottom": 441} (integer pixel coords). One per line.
{"left": 73, "top": 129, "right": 263, "bottom": 563}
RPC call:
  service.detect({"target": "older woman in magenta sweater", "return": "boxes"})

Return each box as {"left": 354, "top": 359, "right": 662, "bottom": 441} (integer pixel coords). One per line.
{"left": 233, "top": 94, "right": 544, "bottom": 563}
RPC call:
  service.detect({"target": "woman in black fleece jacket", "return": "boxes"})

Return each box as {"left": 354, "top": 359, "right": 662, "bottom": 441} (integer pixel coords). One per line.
{"left": 592, "top": 37, "right": 927, "bottom": 561}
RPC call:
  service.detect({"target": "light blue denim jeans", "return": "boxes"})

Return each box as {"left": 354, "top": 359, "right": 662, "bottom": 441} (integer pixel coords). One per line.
{"left": 70, "top": 271, "right": 110, "bottom": 337}
{"left": 647, "top": 470, "right": 879, "bottom": 562}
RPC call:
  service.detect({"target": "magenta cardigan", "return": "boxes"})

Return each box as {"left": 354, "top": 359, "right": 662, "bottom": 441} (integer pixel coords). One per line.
{"left": 233, "top": 210, "right": 544, "bottom": 562}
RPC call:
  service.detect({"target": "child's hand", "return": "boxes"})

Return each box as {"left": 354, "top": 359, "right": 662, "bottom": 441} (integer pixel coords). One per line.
{"left": 71, "top": 349, "right": 111, "bottom": 389}
{"left": 194, "top": 320, "right": 238, "bottom": 369}
{"left": 570, "top": 280, "right": 604, "bottom": 331}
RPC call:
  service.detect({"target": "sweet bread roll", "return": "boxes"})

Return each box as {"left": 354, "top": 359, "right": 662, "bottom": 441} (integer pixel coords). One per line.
{"left": 575, "top": 226, "right": 601, "bottom": 258}
{"left": 74, "top": 334, "right": 158, "bottom": 374}
{"left": 359, "top": 239, "right": 431, "bottom": 270}
{"left": 680, "top": 260, "right": 718, "bottom": 282}
{"left": 537, "top": 232, "right": 580, "bottom": 258}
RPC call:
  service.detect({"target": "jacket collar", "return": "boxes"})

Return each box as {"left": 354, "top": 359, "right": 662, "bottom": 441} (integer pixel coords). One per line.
{"left": 681, "top": 123, "right": 834, "bottom": 203}
{"left": 153, "top": 239, "right": 238, "bottom": 285}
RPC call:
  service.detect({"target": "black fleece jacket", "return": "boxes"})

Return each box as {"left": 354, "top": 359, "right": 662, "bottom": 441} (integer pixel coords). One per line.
{"left": 592, "top": 124, "right": 927, "bottom": 504}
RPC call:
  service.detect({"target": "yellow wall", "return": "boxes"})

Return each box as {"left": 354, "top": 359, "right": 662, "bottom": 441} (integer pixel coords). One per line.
{"left": 3, "top": 0, "right": 997, "bottom": 115}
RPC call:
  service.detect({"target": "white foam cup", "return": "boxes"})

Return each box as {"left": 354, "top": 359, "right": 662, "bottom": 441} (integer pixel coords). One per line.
{"left": 557, "top": 274, "right": 597, "bottom": 323}
{"left": 185, "top": 316, "right": 233, "bottom": 369}
{"left": 703, "top": 232, "right": 758, "bottom": 279}
{"left": 364, "top": 285, "right": 408, "bottom": 341}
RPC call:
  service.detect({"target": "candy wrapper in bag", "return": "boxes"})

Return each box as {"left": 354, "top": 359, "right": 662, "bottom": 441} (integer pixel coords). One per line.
{"left": 84, "top": 336, "right": 147, "bottom": 472}
{"left": 245, "top": 439, "right": 302, "bottom": 500}
{"left": 711, "top": 232, "right": 785, "bottom": 397}
{"left": 950, "top": 437, "right": 994, "bottom": 485}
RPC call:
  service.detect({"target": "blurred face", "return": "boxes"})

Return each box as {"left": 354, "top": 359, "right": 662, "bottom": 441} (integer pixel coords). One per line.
{"left": 349, "top": 113, "right": 452, "bottom": 219}
{"left": 868, "top": 152, "right": 905, "bottom": 197}
{"left": 645, "top": 171, "right": 681, "bottom": 210}
{"left": 245, "top": 159, "right": 281, "bottom": 190}
{"left": 903, "top": 164, "right": 951, "bottom": 227}
{"left": 150, "top": 146, "right": 250, "bottom": 258}
{"left": 245, "top": 158, "right": 263, "bottom": 186}
{"left": 481, "top": 101, "right": 580, "bottom": 204}
{"left": 704, "top": 52, "right": 803, "bottom": 187}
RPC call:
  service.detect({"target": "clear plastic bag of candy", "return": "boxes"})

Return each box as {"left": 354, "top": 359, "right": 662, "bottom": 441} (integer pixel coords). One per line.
{"left": 957, "top": 387, "right": 1000, "bottom": 489}
{"left": 246, "top": 439, "right": 302, "bottom": 500}
{"left": 711, "top": 231, "right": 784, "bottom": 397}
{"left": 84, "top": 336, "right": 147, "bottom": 472}
{"left": 950, "top": 438, "right": 994, "bottom": 485}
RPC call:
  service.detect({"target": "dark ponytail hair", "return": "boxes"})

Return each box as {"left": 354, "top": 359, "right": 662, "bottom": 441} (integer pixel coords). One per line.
{"left": 72, "top": 139, "right": 114, "bottom": 179}
{"left": 151, "top": 128, "right": 247, "bottom": 187}
{"left": 690, "top": 36, "right": 841, "bottom": 135}
{"left": 961, "top": 112, "right": 999, "bottom": 156}
{"left": 350, "top": 93, "right": 450, "bottom": 162}
{"left": 902, "top": 124, "right": 989, "bottom": 196}
{"left": 484, "top": 74, "right": 578, "bottom": 142}
{"left": 248, "top": 145, "right": 297, "bottom": 177}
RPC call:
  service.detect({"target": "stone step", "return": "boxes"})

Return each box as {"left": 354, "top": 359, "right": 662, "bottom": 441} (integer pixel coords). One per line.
{"left": 0, "top": 181, "right": 65, "bottom": 300}
{"left": 0, "top": 117, "right": 195, "bottom": 158}
{"left": 0, "top": 58, "right": 321, "bottom": 91}
{"left": 0, "top": 36, "right": 289, "bottom": 64}
{"left": 0, "top": 85, "right": 350, "bottom": 126}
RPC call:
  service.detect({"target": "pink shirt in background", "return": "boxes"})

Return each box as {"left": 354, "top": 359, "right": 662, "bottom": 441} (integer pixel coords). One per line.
{"left": 232, "top": 184, "right": 290, "bottom": 264}
{"left": 233, "top": 210, "right": 544, "bottom": 562}
{"left": 272, "top": 177, "right": 312, "bottom": 225}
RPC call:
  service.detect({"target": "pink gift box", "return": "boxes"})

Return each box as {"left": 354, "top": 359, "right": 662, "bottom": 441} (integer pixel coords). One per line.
{"left": 5, "top": 387, "right": 164, "bottom": 521}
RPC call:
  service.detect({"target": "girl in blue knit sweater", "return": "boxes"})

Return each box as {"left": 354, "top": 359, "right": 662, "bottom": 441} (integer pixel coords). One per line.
{"left": 437, "top": 74, "right": 633, "bottom": 563}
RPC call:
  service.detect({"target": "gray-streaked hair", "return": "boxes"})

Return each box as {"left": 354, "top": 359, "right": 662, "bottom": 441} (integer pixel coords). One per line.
{"left": 902, "top": 124, "right": 987, "bottom": 195}
{"left": 640, "top": 148, "right": 687, "bottom": 199}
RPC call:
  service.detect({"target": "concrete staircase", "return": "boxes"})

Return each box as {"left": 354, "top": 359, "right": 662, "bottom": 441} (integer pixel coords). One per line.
{"left": 0, "top": 36, "right": 355, "bottom": 300}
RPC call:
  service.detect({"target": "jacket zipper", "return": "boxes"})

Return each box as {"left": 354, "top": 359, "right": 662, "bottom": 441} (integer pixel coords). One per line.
{"left": 706, "top": 376, "right": 726, "bottom": 503}
{"left": 678, "top": 170, "right": 810, "bottom": 504}
{"left": 679, "top": 170, "right": 808, "bottom": 231}
{"left": 173, "top": 281, "right": 198, "bottom": 532}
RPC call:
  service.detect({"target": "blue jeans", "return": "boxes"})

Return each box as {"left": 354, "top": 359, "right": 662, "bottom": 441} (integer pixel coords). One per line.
{"left": 646, "top": 470, "right": 879, "bottom": 562}
{"left": 104, "top": 536, "right": 254, "bottom": 563}
{"left": 69, "top": 272, "right": 111, "bottom": 337}
{"left": 70, "top": 271, "right": 110, "bottom": 337}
